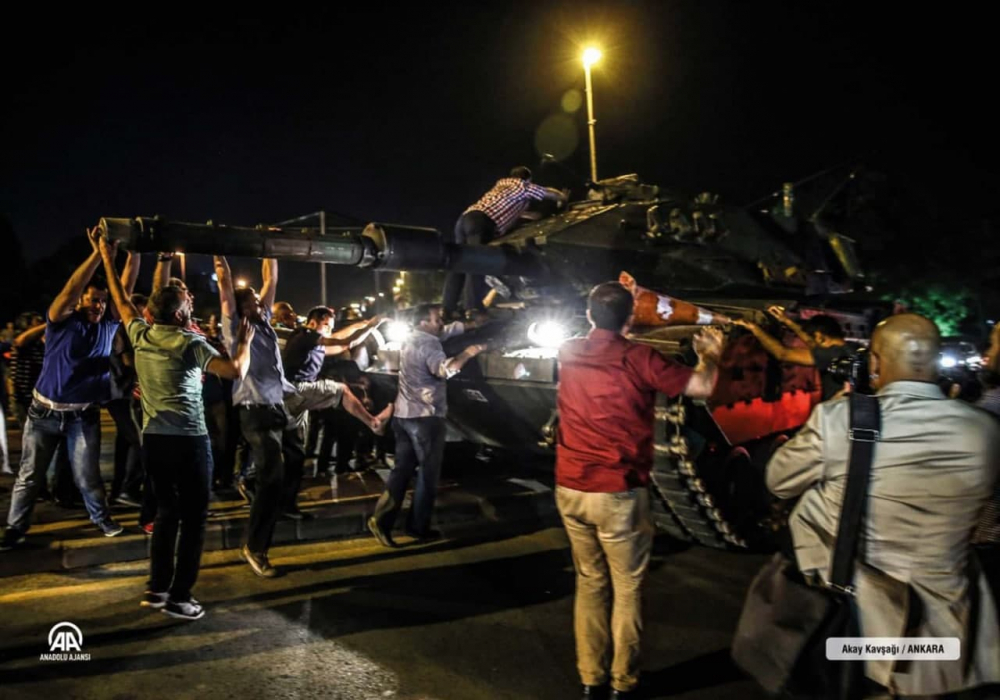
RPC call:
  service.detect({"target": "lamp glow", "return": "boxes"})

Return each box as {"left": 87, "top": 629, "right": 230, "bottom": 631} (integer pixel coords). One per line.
{"left": 939, "top": 355, "right": 958, "bottom": 369}
{"left": 582, "top": 47, "right": 602, "bottom": 68}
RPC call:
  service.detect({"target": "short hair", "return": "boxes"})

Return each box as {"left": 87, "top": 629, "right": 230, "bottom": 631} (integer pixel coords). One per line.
{"left": 168, "top": 277, "right": 187, "bottom": 290}
{"left": 130, "top": 293, "right": 148, "bottom": 308}
{"left": 509, "top": 166, "right": 532, "bottom": 180}
{"left": 588, "top": 282, "right": 634, "bottom": 331}
{"left": 83, "top": 282, "right": 107, "bottom": 295}
{"left": 306, "top": 306, "right": 334, "bottom": 324}
{"left": 273, "top": 301, "right": 293, "bottom": 315}
{"left": 233, "top": 287, "right": 258, "bottom": 315}
{"left": 802, "top": 314, "right": 845, "bottom": 340}
{"left": 410, "top": 303, "right": 441, "bottom": 326}
{"left": 148, "top": 286, "right": 186, "bottom": 323}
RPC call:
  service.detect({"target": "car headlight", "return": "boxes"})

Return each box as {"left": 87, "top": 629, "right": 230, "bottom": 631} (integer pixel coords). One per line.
{"left": 939, "top": 355, "right": 958, "bottom": 369}
{"left": 527, "top": 321, "right": 570, "bottom": 349}
{"left": 385, "top": 321, "right": 411, "bottom": 343}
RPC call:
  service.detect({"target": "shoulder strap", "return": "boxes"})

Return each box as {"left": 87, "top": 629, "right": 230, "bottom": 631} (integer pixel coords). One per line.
{"left": 828, "top": 392, "right": 881, "bottom": 591}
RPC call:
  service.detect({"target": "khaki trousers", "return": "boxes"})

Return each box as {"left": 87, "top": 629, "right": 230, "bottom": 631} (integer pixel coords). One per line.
{"left": 556, "top": 484, "right": 655, "bottom": 692}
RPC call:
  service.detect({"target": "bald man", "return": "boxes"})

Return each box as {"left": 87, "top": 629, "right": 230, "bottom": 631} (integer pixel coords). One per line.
{"left": 766, "top": 314, "right": 1000, "bottom": 697}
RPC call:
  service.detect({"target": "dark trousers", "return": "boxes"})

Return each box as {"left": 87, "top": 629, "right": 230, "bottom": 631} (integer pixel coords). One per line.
{"left": 238, "top": 404, "right": 295, "bottom": 554}
{"left": 205, "top": 399, "right": 238, "bottom": 488}
{"left": 442, "top": 211, "right": 497, "bottom": 314}
{"left": 107, "top": 398, "right": 143, "bottom": 500}
{"left": 280, "top": 420, "right": 306, "bottom": 512}
{"left": 372, "top": 417, "right": 446, "bottom": 535}
{"left": 145, "top": 433, "right": 211, "bottom": 602}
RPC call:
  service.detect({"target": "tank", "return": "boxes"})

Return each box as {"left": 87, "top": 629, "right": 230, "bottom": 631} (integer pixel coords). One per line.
{"left": 99, "top": 166, "right": 882, "bottom": 550}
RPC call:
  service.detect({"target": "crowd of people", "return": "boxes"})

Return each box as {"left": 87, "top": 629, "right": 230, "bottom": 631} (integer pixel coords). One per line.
{"left": 0, "top": 227, "right": 436, "bottom": 619}
{"left": 1, "top": 167, "right": 999, "bottom": 696}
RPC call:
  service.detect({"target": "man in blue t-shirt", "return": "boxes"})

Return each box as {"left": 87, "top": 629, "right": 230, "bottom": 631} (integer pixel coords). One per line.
{"left": 2, "top": 227, "right": 139, "bottom": 550}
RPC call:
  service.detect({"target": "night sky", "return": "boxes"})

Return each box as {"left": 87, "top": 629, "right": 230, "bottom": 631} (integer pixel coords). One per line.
{"left": 3, "top": 3, "right": 996, "bottom": 315}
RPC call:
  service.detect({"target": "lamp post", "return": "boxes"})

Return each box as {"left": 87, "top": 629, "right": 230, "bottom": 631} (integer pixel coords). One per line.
{"left": 582, "top": 47, "right": 602, "bottom": 184}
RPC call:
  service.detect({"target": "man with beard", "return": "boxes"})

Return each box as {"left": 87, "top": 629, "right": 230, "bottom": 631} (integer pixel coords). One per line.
{"left": 2, "top": 228, "right": 137, "bottom": 550}
{"left": 100, "top": 237, "right": 253, "bottom": 620}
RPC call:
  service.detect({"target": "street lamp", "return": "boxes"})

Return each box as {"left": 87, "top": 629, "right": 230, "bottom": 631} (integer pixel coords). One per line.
{"left": 582, "top": 47, "right": 602, "bottom": 183}
{"left": 236, "top": 278, "right": 248, "bottom": 289}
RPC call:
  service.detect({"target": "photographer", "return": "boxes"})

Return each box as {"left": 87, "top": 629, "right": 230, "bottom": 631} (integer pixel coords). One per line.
{"left": 734, "top": 307, "right": 857, "bottom": 400}
{"left": 766, "top": 314, "right": 1000, "bottom": 696}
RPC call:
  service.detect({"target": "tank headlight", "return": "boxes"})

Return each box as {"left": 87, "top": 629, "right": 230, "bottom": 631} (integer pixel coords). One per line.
{"left": 527, "top": 321, "right": 569, "bottom": 349}
{"left": 939, "top": 355, "right": 958, "bottom": 369}
{"left": 385, "top": 321, "right": 411, "bottom": 343}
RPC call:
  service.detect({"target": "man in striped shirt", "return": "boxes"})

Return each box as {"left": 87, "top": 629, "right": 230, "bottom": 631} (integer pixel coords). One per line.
{"left": 443, "top": 166, "right": 567, "bottom": 317}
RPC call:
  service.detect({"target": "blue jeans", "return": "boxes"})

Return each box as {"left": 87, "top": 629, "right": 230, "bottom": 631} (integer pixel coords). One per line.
{"left": 372, "top": 417, "right": 446, "bottom": 535}
{"left": 7, "top": 401, "right": 109, "bottom": 533}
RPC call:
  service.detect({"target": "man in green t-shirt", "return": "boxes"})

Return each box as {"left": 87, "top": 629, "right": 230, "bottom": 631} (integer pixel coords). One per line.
{"left": 99, "top": 236, "right": 253, "bottom": 622}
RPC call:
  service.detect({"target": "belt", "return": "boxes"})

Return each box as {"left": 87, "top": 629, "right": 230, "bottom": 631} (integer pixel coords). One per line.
{"left": 32, "top": 390, "right": 93, "bottom": 412}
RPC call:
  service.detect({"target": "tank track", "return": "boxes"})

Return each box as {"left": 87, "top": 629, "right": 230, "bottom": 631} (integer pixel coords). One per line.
{"left": 648, "top": 394, "right": 749, "bottom": 550}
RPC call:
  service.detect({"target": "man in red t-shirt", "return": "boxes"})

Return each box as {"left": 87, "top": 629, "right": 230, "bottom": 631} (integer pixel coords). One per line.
{"left": 556, "top": 282, "right": 723, "bottom": 700}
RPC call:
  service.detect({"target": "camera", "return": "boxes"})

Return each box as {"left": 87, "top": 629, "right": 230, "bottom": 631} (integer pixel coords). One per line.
{"left": 827, "top": 348, "right": 872, "bottom": 394}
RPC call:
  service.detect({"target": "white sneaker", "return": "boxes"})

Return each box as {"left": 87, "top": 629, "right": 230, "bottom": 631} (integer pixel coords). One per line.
{"left": 162, "top": 598, "right": 205, "bottom": 621}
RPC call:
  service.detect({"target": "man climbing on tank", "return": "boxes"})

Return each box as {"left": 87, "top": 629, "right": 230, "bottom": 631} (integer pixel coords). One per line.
{"left": 442, "top": 167, "right": 568, "bottom": 318}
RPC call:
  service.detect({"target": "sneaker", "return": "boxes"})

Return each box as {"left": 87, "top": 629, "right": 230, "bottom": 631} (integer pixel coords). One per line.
{"left": 162, "top": 598, "right": 205, "bottom": 621}
{"left": 98, "top": 517, "right": 124, "bottom": 537}
{"left": 367, "top": 516, "right": 398, "bottom": 548}
{"left": 113, "top": 494, "right": 142, "bottom": 508}
{"left": 141, "top": 522, "right": 154, "bottom": 535}
{"left": 0, "top": 528, "right": 26, "bottom": 552}
{"left": 140, "top": 591, "right": 169, "bottom": 609}
{"left": 240, "top": 545, "right": 278, "bottom": 578}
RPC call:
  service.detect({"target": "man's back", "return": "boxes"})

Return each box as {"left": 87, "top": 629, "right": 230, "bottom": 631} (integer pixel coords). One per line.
{"left": 556, "top": 330, "right": 691, "bottom": 492}
{"left": 768, "top": 381, "right": 1000, "bottom": 693}
{"left": 771, "top": 382, "right": 998, "bottom": 579}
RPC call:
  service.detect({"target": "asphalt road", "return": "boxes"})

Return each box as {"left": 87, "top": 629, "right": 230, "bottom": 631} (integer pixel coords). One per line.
{"left": 0, "top": 521, "right": 769, "bottom": 700}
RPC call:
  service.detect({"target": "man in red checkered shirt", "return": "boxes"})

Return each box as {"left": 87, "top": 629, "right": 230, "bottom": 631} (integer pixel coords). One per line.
{"left": 443, "top": 166, "right": 567, "bottom": 317}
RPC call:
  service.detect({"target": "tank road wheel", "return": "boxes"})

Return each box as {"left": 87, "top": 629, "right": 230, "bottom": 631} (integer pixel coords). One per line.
{"left": 648, "top": 396, "right": 735, "bottom": 549}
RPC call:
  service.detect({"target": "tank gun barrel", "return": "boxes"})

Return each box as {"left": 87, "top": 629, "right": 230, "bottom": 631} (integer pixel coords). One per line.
{"left": 98, "top": 217, "right": 543, "bottom": 277}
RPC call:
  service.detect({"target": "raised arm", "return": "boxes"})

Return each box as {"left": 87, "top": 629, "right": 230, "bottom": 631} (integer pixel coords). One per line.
{"left": 260, "top": 258, "right": 278, "bottom": 310}
{"left": 206, "top": 318, "right": 255, "bottom": 380}
{"left": 48, "top": 228, "right": 103, "bottom": 323}
{"left": 152, "top": 252, "right": 174, "bottom": 295}
{"left": 98, "top": 237, "right": 138, "bottom": 325}
{"left": 768, "top": 306, "right": 814, "bottom": 347}
{"left": 733, "top": 319, "right": 814, "bottom": 366}
{"left": 322, "top": 316, "right": 382, "bottom": 354}
{"left": 121, "top": 250, "right": 140, "bottom": 296}
{"left": 13, "top": 323, "right": 46, "bottom": 348}
{"left": 214, "top": 256, "right": 236, "bottom": 319}
{"left": 683, "top": 327, "right": 722, "bottom": 399}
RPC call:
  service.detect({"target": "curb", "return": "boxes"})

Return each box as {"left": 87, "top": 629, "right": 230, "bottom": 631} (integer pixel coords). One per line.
{"left": 0, "top": 485, "right": 559, "bottom": 578}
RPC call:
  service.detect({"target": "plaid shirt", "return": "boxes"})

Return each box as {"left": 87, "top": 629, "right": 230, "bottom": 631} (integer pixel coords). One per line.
{"left": 465, "top": 178, "right": 550, "bottom": 234}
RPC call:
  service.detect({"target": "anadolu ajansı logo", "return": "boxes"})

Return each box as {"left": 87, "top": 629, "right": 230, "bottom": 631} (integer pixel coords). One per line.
{"left": 40, "top": 621, "right": 91, "bottom": 662}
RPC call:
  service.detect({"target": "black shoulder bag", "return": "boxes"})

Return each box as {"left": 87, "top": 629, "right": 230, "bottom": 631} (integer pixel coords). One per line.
{"left": 731, "top": 392, "right": 880, "bottom": 699}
